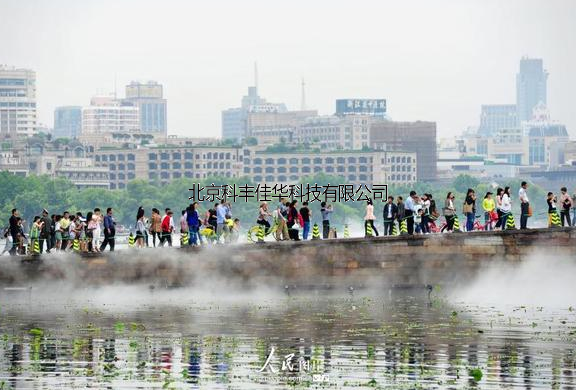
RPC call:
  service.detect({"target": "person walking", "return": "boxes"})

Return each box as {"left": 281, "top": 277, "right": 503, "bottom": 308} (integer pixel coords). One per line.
{"left": 443, "top": 192, "right": 456, "bottom": 232}
{"left": 463, "top": 189, "right": 476, "bottom": 232}
{"left": 482, "top": 192, "right": 495, "bottom": 231}
{"left": 160, "top": 209, "right": 174, "bottom": 247}
{"left": 559, "top": 187, "right": 572, "bottom": 226}
{"left": 518, "top": 181, "right": 530, "bottom": 229}
{"left": 404, "top": 191, "right": 418, "bottom": 235}
{"left": 186, "top": 202, "right": 202, "bottom": 246}
{"left": 149, "top": 208, "right": 162, "bottom": 247}
{"left": 396, "top": 196, "right": 405, "bottom": 231}
{"left": 547, "top": 192, "right": 558, "bottom": 227}
{"left": 216, "top": 202, "right": 230, "bottom": 242}
{"left": 364, "top": 199, "right": 379, "bottom": 237}
{"left": 86, "top": 211, "right": 97, "bottom": 252}
{"left": 286, "top": 200, "right": 303, "bottom": 241}
{"left": 275, "top": 199, "right": 289, "bottom": 241}
{"left": 420, "top": 194, "right": 431, "bottom": 234}
{"left": 383, "top": 196, "right": 398, "bottom": 235}
{"left": 494, "top": 188, "right": 504, "bottom": 230}
{"left": 39, "top": 209, "right": 51, "bottom": 254}
{"left": 60, "top": 211, "right": 71, "bottom": 251}
{"left": 93, "top": 208, "right": 102, "bottom": 252}
{"left": 320, "top": 202, "right": 333, "bottom": 239}
{"left": 8, "top": 209, "right": 20, "bottom": 256}
{"left": 501, "top": 187, "right": 513, "bottom": 229}
{"left": 299, "top": 202, "right": 311, "bottom": 240}
{"left": 99, "top": 208, "right": 116, "bottom": 252}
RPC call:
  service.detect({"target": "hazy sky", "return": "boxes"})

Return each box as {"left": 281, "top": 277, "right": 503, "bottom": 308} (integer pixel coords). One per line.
{"left": 1, "top": 0, "right": 575, "bottom": 139}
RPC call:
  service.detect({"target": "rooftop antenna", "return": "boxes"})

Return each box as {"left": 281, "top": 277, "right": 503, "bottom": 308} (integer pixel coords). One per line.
{"left": 114, "top": 73, "right": 117, "bottom": 100}
{"left": 300, "top": 78, "right": 306, "bottom": 111}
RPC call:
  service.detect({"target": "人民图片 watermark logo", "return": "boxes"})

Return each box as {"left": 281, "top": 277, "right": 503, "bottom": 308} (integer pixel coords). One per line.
{"left": 258, "top": 346, "right": 330, "bottom": 384}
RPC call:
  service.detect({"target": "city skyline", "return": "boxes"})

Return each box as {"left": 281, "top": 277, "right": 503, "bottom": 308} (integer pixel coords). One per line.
{"left": 1, "top": 0, "right": 576, "bottom": 139}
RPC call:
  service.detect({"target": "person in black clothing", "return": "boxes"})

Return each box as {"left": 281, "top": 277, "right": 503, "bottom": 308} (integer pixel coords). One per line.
{"left": 8, "top": 209, "right": 19, "bottom": 256}
{"left": 208, "top": 203, "right": 218, "bottom": 232}
{"left": 286, "top": 200, "right": 301, "bottom": 241}
{"left": 382, "top": 196, "right": 398, "bottom": 235}
{"left": 100, "top": 207, "right": 116, "bottom": 252}
{"left": 299, "top": 202, "right": 311, "bottom": 240}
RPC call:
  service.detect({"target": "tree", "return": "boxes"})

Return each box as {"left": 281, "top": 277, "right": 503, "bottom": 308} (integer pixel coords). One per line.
{"left": 453, "top": 174, "right": 480, "bottom": 193}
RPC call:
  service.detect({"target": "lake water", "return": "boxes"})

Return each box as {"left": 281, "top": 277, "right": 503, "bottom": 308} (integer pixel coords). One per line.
{"left": 0, "top": 286, "right": 574, "bottom": 389}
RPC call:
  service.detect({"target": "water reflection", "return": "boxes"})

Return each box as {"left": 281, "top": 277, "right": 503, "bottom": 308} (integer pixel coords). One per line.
{"left": 0, "top": 290, "right": 574, "bottom": 388}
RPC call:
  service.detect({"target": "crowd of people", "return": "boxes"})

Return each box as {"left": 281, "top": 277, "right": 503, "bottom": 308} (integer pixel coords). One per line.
{"left": 362, "top": 182, "right": 576, "bottom": 236}
{"left": 1, "top": 202, "right": 245, "bottom": 256}
{"left": 3, "top": 181, "right": 576, "bottom": 255}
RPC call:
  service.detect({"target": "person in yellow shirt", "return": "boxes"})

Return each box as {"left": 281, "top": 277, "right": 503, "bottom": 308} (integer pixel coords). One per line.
{"left": 482, "top": 192, "right": 496, "bottom": 231}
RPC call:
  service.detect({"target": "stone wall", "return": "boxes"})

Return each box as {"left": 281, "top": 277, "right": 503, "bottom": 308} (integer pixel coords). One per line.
{"left": 2, "top": 227, "right": 575, "bottom": 290}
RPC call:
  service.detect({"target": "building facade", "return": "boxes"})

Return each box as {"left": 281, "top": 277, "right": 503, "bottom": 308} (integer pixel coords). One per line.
{"left": 82, "top": 96, "right": 139, "bottom": 135}
{"left": 516, "top": 57, "right": 548, "bottom": 123}
{"left": 90, "top": 146, "right": 244, "bottom": 189}
{"left": 370, "top": 121, "right": 437, "bottom": 181}
{"left": 124, "top": 81, "right": 167, "bottom": 135}
{"left": 242, "top": 148, "right": 416, "bottom": 186}
{"left": 53, "top": 106, "right": 82, "bottom": 139}
{"left": 477, "top": 104, "right": 517, "bottom": 137}
{"left": 222, "top": 86, "right": 288, "bottom": 141}
{"left": 0, "top": 66, "right": 37, "bottom": 138}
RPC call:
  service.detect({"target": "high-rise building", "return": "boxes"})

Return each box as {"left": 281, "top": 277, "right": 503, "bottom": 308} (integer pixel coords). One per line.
{"left": 53, "top": 106, "right": 82, "bottom": 139}
{"left": 222, "top": 86, "right": 287, "bottom": 140}
{"left": 124, "top": 81, "right": 167, "bottom": 134}
{"left": 0, "top": 65, "right": 37, "bottom": 138}
{"left": 82, "top": 96, "right": 139, "bottom": 135}
{"left": 477, "top": 104, "right": 517, "bottom": 137}
{"left": 516, "top": 57, "right": 548, "bottom": 123}
{"left": 370, "top": 121, "right": 437, "bottom": 181}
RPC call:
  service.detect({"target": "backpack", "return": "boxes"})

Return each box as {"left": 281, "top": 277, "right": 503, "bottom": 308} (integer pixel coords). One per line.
{"left": 2, "top": 226, "right": 8, "bottom": 238}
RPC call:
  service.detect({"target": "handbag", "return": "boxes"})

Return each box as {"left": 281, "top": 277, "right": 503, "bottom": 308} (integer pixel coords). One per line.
{"left": 462, "top": 202, "right": 473, "bottom": 214}
{"left": 527, "top": 206, "right": 533, "bottom": 217}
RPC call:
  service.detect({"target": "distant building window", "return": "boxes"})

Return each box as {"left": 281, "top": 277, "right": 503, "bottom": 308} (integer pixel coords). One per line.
{"left": 127, "top": 163, "right": 135, "bottom": 170}
{"left": 109, "top": 155, "right": 116, "bottom": 162}
{"left": 290, "top": 158, "right": 298, "bottom": 165}
{"left": 128, "top": 154, "right": 135, "bottom": 161}
{"left": 161, "top": 153, "right": 169, "bottom": 160}
{"left": 185, "top": 152, "right": 193, "bottom": 160}
{"left": 265, "top": 167, "right": 274, "bottom": 173}
{"left": 118, "top": 154, "right": 125, "bottom": 161}
{"left": 185, "top": 162, "right": 193, "bottom": 169}
{"left": 149, "top": 153, "right": 157, "bottom": 160}
{"left": 173, "top": 162, "right": 181, "bottom": 169}
{"left": 278, "top": 158, "right": 287, "bottom": 165}
{"left": 348, "top": 157, "right": 356, "bottom": 163}
{"left": 173, "top": 153, "right": 181, "bottom": 160}
{"left": 254, "top": 158, "right": 262, "bottom": 165}
{"left": 359, "top": 157, "right": 367, "bottom": 164}
{"left": 161, "top": 162, "right": 169, "bottom": 170}
{"left": 149, "top": 163, "right": 157, "bottom": 170}
{"left": 302, "top": 158, "right": 311, "bottom": 164}
{"left": 278, "top": 166, "right": 287, "bottom": 173}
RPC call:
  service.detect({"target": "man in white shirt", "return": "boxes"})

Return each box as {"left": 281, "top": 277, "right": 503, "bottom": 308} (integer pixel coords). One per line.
{"left": 518, "top": 181, "right": 530, "bottom": 229}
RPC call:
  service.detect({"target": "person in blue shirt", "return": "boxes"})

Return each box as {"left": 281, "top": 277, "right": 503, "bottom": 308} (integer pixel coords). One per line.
{"left": 186, "top": 202, "right": 202, "bottom": 246}
{"left": 99, "top": 207, "right": 115, "bottom": 252}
